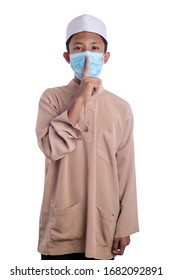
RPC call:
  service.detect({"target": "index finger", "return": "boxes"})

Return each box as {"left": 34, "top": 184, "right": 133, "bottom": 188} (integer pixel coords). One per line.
{"left": 112, "top": 238, "right": 125, "bottom": 255}
{"left": 112, "top": 238, "right": 120, "bottom": 254}
{"left": 83, "top": 56, "right": 90, "bottom": 78}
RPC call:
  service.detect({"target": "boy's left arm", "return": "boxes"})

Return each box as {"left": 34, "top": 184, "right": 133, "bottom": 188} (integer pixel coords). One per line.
{"left": 113, "top": 107, "right": 139, "bottom": 254}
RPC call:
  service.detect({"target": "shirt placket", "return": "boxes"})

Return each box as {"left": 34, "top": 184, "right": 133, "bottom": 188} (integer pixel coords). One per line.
{"left": 84, "top": 99, "right": 94, "bottom": 143}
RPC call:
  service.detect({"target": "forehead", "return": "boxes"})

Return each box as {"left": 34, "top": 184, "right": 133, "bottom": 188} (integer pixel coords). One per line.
{"left": 70, "top": 31, "right": 104, "bottom": 44}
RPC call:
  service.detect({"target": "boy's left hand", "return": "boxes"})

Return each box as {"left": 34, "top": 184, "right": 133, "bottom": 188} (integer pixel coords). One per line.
{"left": 112, "top": 236, "right": 130, "bottom": 256}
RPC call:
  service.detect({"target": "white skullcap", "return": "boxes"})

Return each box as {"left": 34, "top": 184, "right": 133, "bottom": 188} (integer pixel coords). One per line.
{"left": 66, "top": 14, "right": 108, "bottom": 43}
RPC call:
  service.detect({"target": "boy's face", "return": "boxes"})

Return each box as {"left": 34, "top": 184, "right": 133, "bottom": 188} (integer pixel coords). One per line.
{"left": 63, "top": 31, "right": 110, "bottom": 65}
{"left": 68, "top": 31, "right": 105, "bottom": 54}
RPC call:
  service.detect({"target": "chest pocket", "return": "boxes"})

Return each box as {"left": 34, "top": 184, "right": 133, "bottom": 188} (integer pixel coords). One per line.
{"left": 97, "top": 130, "right": 116, "bottom": 166}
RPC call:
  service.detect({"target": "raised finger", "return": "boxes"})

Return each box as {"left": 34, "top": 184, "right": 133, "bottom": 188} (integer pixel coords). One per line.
{"left": 83, "top": 56, "right": 90, "bottom": 78}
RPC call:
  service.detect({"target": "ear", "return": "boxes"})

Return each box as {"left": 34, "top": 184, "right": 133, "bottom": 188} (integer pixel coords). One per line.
{"left": 63, "top": 52, "right": 70, "bottom": 64}
{"left": 103, "top": 52, "right": 110, "bottom": 64}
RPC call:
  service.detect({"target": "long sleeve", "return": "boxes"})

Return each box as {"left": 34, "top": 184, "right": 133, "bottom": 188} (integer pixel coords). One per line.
{"left": 35, "top": 89, "right": 88, "bottom": 161}
{"left": 114, "top": 108, "right": 139, "bottom": 237}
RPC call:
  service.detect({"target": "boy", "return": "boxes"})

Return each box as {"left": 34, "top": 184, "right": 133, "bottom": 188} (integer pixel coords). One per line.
{"left": 36, "top": 14, "right": 139, "bottom": 260}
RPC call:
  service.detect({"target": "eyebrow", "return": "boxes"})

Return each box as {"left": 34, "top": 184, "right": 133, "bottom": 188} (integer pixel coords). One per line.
{"left": 72, "top": 41, "right": 101, "bottom": 45}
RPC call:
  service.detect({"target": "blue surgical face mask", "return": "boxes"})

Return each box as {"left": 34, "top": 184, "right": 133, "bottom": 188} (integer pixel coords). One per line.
{"left": 70, "top": 51, "right": 104, "bottom": 80}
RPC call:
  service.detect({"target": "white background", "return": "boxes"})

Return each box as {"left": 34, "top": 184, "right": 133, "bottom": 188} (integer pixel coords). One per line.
{"left": 0, "top": 0, "right": 173, "bottom": 279}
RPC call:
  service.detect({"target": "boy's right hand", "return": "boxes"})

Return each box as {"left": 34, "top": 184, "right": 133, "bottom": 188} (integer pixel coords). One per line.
{"left": 77, "top": 56, "right": 102, "bottom": 103}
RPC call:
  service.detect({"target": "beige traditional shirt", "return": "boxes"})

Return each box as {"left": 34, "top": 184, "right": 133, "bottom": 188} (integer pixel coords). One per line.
{"left": 36, "top": 79, "right": 139, "bottom": 260}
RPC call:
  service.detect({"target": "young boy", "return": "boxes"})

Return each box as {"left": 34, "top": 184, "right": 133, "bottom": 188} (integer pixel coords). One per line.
{"left": 36, "top": 14, "right": 139, "bottom": 260}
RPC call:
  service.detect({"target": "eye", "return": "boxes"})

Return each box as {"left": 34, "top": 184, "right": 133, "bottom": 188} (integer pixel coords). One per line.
{"left": 91, "top": 46, "right": 99, "bottom": 51}
{"left": 73, "top": 46, "right": 83, "bottom": 52}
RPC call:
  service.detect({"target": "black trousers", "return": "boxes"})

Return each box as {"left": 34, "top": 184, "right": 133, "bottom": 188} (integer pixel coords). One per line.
{"left": 41, "top": 253, "right": 114, "bottom": 260}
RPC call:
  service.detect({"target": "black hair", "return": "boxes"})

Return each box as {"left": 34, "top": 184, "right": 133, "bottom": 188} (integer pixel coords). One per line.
{"left": 66, "top": 34, "right": 108, "bottom": 53}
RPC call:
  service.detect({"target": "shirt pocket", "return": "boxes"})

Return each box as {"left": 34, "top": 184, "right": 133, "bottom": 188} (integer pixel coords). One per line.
{"left": 97, "top": 130, "right": 116, "bottom": 165}
{"left": 49, "top": 203, "right": 85, "bottom": 242}
{"left": 96, "top": 206, "right": 117, "bottom": 247}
